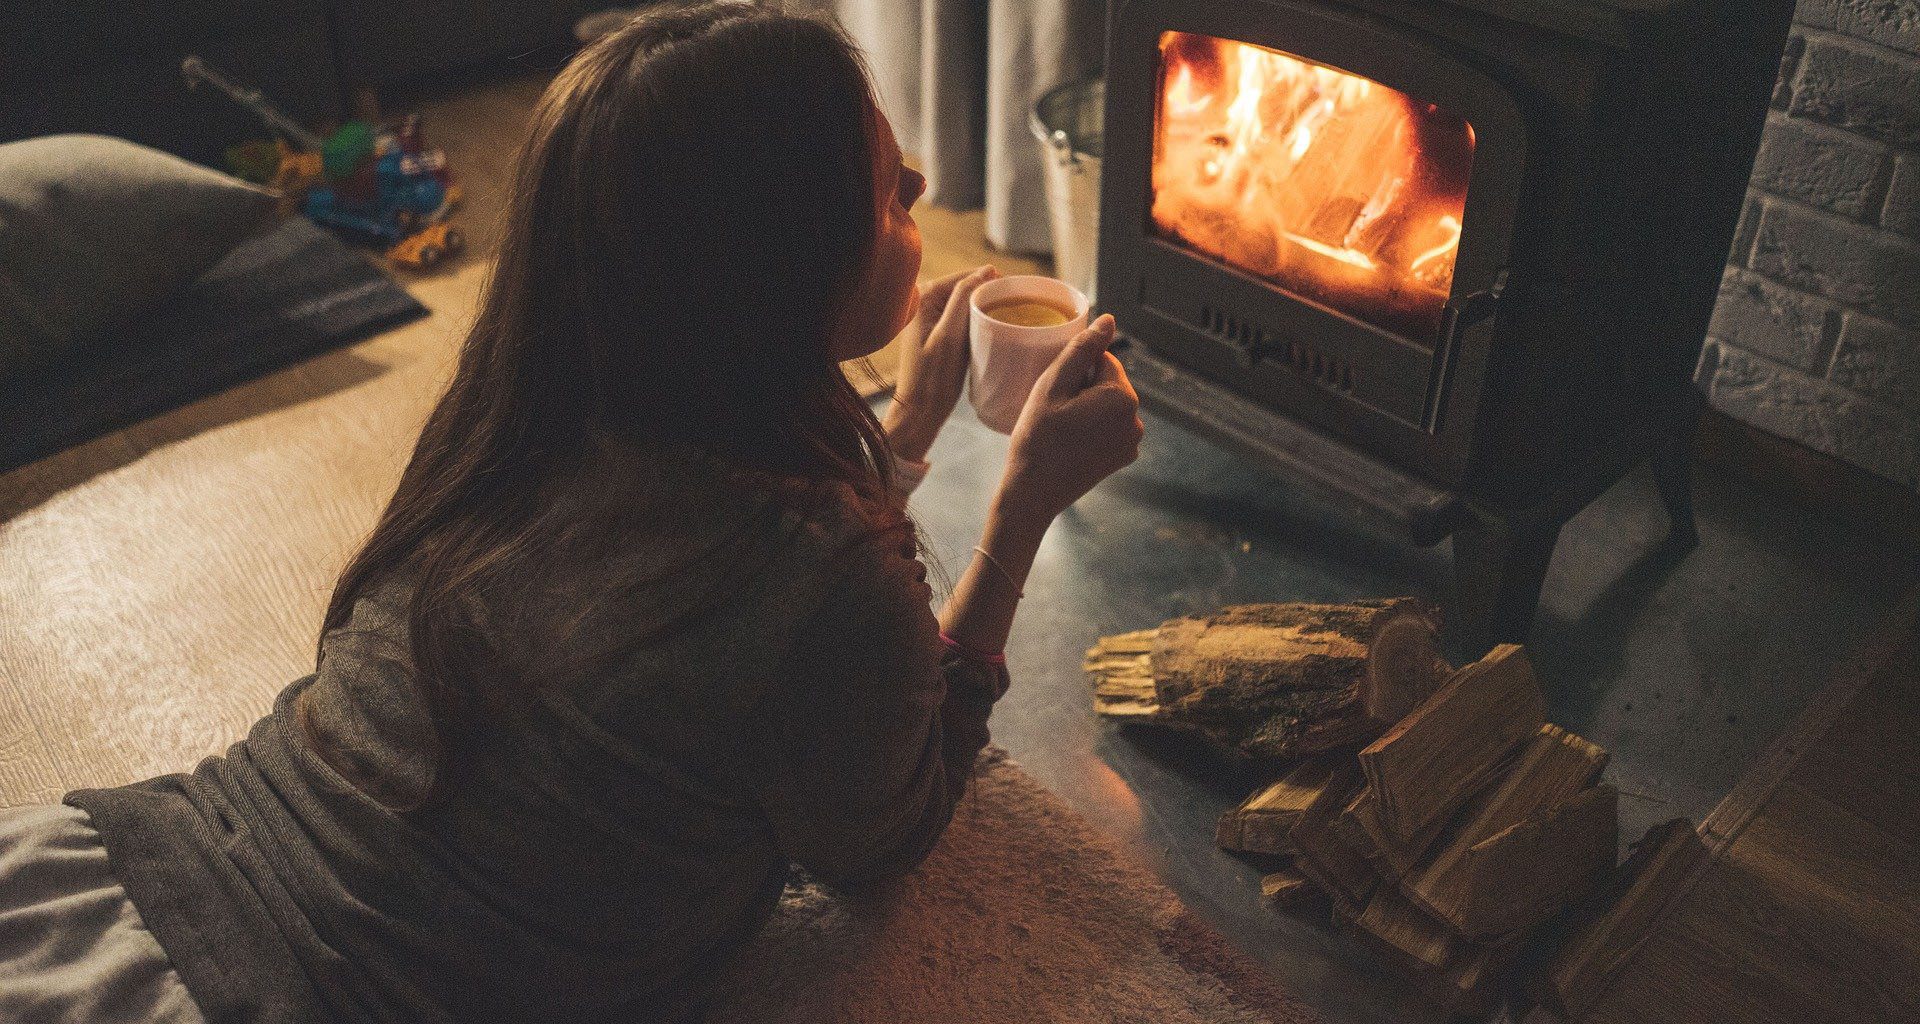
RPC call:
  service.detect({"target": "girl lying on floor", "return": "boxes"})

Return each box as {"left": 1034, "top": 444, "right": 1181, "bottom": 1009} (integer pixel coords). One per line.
{"left": 0, "top": 5, "right": 1142, "bottom": 1022}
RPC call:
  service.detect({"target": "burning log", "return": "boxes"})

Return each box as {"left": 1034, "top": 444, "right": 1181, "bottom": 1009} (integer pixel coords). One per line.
{"left": 1150, "top": 31, "right": 1475, "bottom": 342}
{"left": 1085, "top": 599, "right": 1449, "bottom": 761}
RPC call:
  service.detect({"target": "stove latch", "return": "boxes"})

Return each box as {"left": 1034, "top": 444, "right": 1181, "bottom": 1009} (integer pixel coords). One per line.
{"left": 1439, "top": 269, "right": 1508, "bottom": 352}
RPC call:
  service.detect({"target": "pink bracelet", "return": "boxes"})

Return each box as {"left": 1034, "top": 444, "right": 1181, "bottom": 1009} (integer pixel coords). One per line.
{"left": 940, "top": 630, "right": 1007, "bottom": 665}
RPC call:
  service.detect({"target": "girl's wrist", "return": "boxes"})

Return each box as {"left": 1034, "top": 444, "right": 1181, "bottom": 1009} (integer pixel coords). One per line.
{"left": 982, "top": 493, "right": 1050, "bottom": 566}
{"left": 882, "top": 398, "right": 940, "bottom": 464}
{"left": 939, "top": 485, "right": 1049, "bottom": 660}
{"left": 991, "top": 477, "right": 1058, "bottom": 535}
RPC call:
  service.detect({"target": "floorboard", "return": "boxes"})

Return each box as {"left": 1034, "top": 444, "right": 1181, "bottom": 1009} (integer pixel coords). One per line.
{"left": 1583, "top": 608, "right": 1920, "bottom": 1024}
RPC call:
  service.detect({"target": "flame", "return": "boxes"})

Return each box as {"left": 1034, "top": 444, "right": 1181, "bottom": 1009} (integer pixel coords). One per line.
{"left": 1409, "top": 215, "right": 1464, "bottom": 280}
{"left": 1287, "top": 234, "right": 1378, "bottom": 269}
{"left": 1165, "top": 64, "right": 1211, "bottom": 118}
{"left": 1151, "top": 32, "right": 1475, "bottom": 343}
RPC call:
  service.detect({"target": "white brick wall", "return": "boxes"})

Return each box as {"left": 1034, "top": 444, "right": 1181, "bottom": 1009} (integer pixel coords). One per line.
{"left": 1697, "top": 0, "right": 1920, "bottom": 491}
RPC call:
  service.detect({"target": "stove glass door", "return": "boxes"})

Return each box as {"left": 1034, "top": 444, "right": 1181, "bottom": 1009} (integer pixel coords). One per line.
{"left": 1151, "top": 30, "right": 1476, "bottom": 346}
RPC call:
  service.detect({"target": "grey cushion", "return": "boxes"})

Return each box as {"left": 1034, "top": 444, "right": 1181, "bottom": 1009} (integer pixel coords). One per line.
{"left": 0, "top": 134, "right": 278, "bottom": 378}
{"left": 1, "top": 216, "right": 427, "bottom": 474}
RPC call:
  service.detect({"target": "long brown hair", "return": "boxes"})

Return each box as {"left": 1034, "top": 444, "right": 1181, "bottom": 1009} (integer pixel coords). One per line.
{"left": 315, "top": 4, "right": 902, "bottom": 802}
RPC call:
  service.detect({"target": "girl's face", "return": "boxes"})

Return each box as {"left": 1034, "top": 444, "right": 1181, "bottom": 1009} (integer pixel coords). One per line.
{"left": 830, "top": 108, "right": 927, "bottom": 361}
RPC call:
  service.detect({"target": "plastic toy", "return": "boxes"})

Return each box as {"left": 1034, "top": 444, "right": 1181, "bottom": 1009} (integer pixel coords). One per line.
{"left": 387, "top": 223, "right": 464, "bottom": 269}
{"left": 182, "top": 57, "right": 464, "bottom": 269}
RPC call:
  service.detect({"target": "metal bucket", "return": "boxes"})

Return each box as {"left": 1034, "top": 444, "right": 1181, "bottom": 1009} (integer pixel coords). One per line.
{"left": 1030, "top": 74, "right": 1104, "bottom": 301}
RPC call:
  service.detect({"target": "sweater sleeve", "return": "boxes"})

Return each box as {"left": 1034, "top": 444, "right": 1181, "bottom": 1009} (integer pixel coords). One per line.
{"left": 749, "top": 527, "right": 1009, "bottom": 886}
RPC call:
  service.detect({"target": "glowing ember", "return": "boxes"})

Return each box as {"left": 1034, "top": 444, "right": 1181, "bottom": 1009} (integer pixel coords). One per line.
{"left": 1151, "top": 32, "right": 1476, "bottom": 343}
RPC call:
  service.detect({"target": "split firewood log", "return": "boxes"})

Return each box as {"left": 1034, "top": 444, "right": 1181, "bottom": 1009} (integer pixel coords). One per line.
{"left": 1348, "top": 885, "right": 1520, "bottom": 1018}
{"left": 1358, "top": 644, "right": 1548, "bottom": 846}
{"left": 1399, "top": 724, "right": 1610, "bottom": 925}
{"left": 1348, "top": 785, "right": 1448, "bottom": 876}
{"left": 1216, "top": 756, "right": 1341, "bottom": 854}
{"left": 1437, "top": 783, "right": 1621, "bottom": 939}
{"left": 1260, "top": 866, "right": 1320, "bottom": 909}
{"left": 1287, "top": 764, "right": 1379, "bottom": 916}
{"left": 1084, "top": 599, "right": 1450, "bottom": 761}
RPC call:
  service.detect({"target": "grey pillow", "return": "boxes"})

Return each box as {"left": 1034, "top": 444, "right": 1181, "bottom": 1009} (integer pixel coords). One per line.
{"left": 0, "top": 134, "right": 279, "bottom": 378}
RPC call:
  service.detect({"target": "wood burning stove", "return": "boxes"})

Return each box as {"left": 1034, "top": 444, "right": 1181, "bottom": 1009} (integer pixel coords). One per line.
{"left": 1096, "top": 0, "right": 1797, "bottom": 653}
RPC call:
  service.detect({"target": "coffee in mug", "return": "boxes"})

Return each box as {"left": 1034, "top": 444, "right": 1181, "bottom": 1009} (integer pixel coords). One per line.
{"left": 967, "top": 275, "right": 1090, "bottom": 434}
{"left": 980, "top": 297, "right": 1075, "bottom": 328}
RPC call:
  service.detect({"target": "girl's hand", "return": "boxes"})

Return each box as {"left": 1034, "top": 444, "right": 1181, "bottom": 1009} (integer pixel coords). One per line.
{"left": 996, "top": 314, "right": 1142, "bottom": 524}
{"left": 883, "top": 265, "right": 998, "bottom": 462}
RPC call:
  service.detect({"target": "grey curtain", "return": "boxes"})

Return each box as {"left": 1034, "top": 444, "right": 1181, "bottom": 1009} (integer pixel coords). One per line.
{"left": 803, "top": 0, "right": 1106, "bottom": 256}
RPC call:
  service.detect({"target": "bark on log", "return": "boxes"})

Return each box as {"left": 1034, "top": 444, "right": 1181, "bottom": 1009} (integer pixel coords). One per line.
{"left": 1086, "top": 599, "right": 1448, "bottom": 760}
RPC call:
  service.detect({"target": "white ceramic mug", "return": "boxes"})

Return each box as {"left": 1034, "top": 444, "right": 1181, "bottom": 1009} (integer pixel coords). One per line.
{"left": 967, "top": 275, "right": 1091, "bottom": 434}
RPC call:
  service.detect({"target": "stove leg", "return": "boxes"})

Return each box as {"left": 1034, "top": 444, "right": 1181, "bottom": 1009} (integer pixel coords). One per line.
{"left": 1450, "top": 513, "right": 1566, "bottom": 658}
{"left": 1651, "top": 435, "right": 1700, "bottom": 552}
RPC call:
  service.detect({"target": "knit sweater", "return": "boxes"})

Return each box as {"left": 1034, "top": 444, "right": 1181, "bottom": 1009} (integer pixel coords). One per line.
{"left": 66, "top": 441, "right": 1007, "bottom": 1024}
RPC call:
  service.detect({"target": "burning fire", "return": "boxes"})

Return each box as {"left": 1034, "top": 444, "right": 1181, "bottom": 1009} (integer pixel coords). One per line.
{"left": 1151, "top": 32, "right": 1475, "bottom": 343}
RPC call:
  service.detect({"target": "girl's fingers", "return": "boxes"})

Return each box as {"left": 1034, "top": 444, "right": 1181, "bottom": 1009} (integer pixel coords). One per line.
{"left": 919, "top": 267, "right": 973, "bottom": 302}
{"left": 918, "top": 266, "right": 991, "bottom": 323}
{"left": 1098, "top": 351, "right": 1136, "bottom": 401}
{"left": 931, "top": 265, "right": 997, "bottom": 343}
{"left": 1042, "top": 314, "right": 1116, "bottom": 400}
{"left": 1086, "top": 350, "right": 1125, "bottom": 387}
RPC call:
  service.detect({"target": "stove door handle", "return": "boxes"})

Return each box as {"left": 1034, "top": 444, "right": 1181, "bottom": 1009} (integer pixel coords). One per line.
{"left": 1426, "top": 269, "right": 1509, "bottom": 433}
{"left": 1441, "top": 268, "right": 1509, "bottom": 350}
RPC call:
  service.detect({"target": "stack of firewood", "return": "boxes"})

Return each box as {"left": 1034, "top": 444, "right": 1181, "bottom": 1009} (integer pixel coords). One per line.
{"left": 1086, "top": 601, "right": 1698, "bottom": 1019}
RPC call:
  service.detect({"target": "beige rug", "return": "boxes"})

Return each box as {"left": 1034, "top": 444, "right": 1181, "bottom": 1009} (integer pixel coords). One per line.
{"left": 711, "top": 748, "right": 1320, "bottom": 1024}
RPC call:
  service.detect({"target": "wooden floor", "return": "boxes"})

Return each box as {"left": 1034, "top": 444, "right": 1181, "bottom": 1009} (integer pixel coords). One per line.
{"left": 1571, "top": 595, "right": 1920, "bottom": 1023}
{"left": 0, "top": 70, "right": 1040, "bottom": 806}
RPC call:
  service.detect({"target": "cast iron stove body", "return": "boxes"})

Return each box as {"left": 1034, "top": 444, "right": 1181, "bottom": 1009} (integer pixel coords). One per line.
{"left": 1096, "top": 0, "right": 1797, "bottom": 652}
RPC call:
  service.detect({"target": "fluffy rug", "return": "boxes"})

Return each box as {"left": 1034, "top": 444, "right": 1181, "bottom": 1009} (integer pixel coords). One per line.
{"left": 710, "top": 749, "right": 1320, "bottom": 1024}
